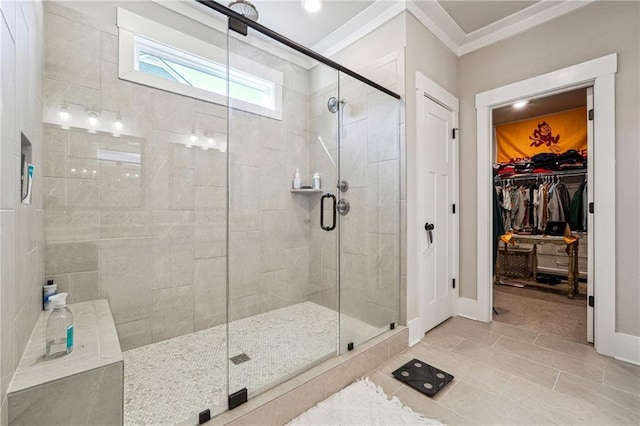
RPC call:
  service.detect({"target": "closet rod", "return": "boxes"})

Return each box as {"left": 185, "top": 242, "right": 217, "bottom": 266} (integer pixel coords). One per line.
{"left": 494, "top": 169, "right": 587, "bottom": 182}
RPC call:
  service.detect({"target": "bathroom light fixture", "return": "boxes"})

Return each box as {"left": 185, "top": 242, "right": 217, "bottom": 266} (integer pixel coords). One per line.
{"left": 513, "top": 100, "right": 528, "bottom": 108}
{"left": 87, "top": 110, "right": 100, "bottom": 133}
{"left": 59, "top": 104, "right": 72, "bottom": 129}
{"left": 113, "top": 114, "right": 124, "bottom": 137}
{"left": 187, "top": 128, "right": 198, "bottom": 148}
{"left": 114, "top": 115, "right": 123, "bottom": 131}
{"left": 302, "top": 0, "right": 322, "bottom": 13}
{"left": 206, "top": 135, "right": 215, "bottom": 145}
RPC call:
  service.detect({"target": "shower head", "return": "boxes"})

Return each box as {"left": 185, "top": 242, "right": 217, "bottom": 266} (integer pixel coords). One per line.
{"left": 228, "top": 0, "right": 259, "bottom": 21}
{"left": 327, "top": 97, "right": 345, "bottom": 113}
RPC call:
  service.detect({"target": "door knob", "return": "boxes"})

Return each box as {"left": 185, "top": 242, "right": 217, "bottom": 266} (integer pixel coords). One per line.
{"left": 424, "top": 222, "right": 434, "bottom": 244}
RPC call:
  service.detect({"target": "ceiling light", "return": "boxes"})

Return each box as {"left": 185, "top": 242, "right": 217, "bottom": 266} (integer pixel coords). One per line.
{"left": 302, "top": 0, "right": 322, "bottom": 13}
{"left": 190, "top": 129, "right": 198, "bottom": 144}
{"left": 513, "top": 100, "right": 528, "bottom": 109}
{"left": 207, "top": 135, "right": 215, "bottom": 145}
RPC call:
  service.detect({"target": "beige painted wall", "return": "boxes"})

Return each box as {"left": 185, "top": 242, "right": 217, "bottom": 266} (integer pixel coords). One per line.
{"left": 0, "top": 0, "right": 44, "bottom": 422}
{"left": 458, "top": 1, "right": 640, "bottom": 336}
{"left": 404, "top": 12, "right": 458, "bottom": 325}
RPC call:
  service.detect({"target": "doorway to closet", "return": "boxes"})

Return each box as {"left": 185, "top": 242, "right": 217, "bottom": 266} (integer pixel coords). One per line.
{"left": 491, "top": 88, "right": 592, "bottom": 345}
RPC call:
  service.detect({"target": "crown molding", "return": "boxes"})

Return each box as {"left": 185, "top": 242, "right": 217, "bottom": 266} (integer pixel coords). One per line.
{"left": 311, "top": 0, "right": 406, "bottom": 58}
{"left": 458, "top": 0, "right": 597, "bottom": 56}
{"left": 318, "top": 0, "right": 597, "bottom": 58}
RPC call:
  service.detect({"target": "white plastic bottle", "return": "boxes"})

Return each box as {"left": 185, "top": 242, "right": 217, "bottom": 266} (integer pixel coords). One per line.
{"left": 312, "top": 172, "right": 321, "bottom": 190}
{"left": 292, "top": 168, "right": 302, "bottom": 189}
{"left": 42, "top": 279, "right": 57, "bottom": 311}
{"left": 46, "top": 293, "right": 74, "bottom": 358}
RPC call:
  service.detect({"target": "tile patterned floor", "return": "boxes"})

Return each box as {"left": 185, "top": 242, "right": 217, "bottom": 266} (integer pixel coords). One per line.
{"left": 370, "top": 317, "right": 640, "bottom": 425}
{"left": 123, "top": 301, "right": 383, "bottom": 426}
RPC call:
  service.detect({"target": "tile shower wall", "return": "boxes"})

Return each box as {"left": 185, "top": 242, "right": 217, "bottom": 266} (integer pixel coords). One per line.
{"left": 0, "top": 0, "right": 45, "bottom": 423}
{"left": 42, "top": 3, "right": 312, "bottom": 351}
{"left": 309, "top": 54, "right": 403, "bottom": 331}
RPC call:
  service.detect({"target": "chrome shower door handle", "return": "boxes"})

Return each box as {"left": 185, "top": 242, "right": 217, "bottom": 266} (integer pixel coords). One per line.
{"left": 320, "top": 193, "right": 337, "bottom": 231}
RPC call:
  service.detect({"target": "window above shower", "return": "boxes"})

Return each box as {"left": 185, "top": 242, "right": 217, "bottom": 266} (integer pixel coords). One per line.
{"left": 117, "top": 8, "right": 283, "bottom": 120}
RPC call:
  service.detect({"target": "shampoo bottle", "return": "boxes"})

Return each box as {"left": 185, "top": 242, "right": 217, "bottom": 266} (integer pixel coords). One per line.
{"left": 312, "top": 172, "right": 321, "bottom": 190}
{"left": 43, "top": 279, "right": 57, "bottom": 311}
{"left": 46, "top": 293, "right": 74, "bottom": 358}
{"left": 292, "top": 168, "right": 302, "bottom": 189}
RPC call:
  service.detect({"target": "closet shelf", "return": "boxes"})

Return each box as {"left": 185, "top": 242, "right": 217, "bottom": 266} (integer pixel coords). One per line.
{"left": 494, "top": 169, "right": 587, "bottom": 182}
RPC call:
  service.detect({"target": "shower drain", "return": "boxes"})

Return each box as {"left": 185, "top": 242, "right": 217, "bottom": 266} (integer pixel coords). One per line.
{"left": 230, "top": 353, "right": 251, "bottom": 365}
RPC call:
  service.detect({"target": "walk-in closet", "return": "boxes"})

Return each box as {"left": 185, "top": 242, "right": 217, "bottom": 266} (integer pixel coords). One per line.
{"left": 491, "top": 88, "right": 591, "bottom": 344}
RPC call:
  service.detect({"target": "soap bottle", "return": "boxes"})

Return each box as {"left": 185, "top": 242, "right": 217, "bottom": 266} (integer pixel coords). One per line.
{"left": 292, "top": 168, "right": 302, "bottom": 189}
{"left": 43, "top": 279, "right": 57, "bottom": 311}
{"left": 46, "top": 293, "right": 74, "bottom": 358}
{"left": 312, "top": 172, "right": 321, "bottom": 190}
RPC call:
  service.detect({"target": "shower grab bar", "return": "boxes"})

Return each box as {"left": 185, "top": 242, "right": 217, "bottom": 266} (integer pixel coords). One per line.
{"left": 320, "top": 193, "right": 336, "bottom": 231}
{"left": 194, "top": 0, "right": 401, "bottom": 101}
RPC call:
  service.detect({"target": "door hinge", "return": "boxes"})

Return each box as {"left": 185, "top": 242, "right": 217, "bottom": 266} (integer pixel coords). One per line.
{"left": 589, "top": 202, "right": 594, "bottom": 214}
{"left": 588, "top": 109, "right": 594, "bottom": 121}
{"left": 452, "top": 128, "right": 458, "bottom": 139}
{"left": 588, "top": 295, "right": 594, "bottom": 307}
{"left": 452, "top": 204, "right": 456, "bottom": 214}
{"left": 452, "top": 278, "right": 456, "bottom": 289}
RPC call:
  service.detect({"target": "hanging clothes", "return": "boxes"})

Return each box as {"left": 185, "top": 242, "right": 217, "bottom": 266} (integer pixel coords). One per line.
{"left": 493, "top": 185, "right": 505, "bottom": 272}
{"left": 569, "top": 180, "right": 587, "bottom": 231}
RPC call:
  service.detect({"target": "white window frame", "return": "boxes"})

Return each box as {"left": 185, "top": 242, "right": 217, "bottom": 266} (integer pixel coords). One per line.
{"left": 117, "top": 8, "right": 283, "bottom": 120}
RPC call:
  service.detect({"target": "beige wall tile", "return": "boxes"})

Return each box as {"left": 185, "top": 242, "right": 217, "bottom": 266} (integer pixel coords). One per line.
{"left": 152, "top": 285, "right": 194, "bottom": 343}
{"left": 44, "top": 13, "right": 100, "bottom": 89}
{"left": 44, "top": 241, "right": 97, "bottom": 275}
{"left": 116, "top": 318, "right": 152, "bottom": 352}
{"left": 367, "top": 91, "right": 399, "bottom": 163}
{"left": 99, "top": 237, "right": 152, "bottom": 324}
{"left": 8, "top": 362, "right": 123, "bottom": 425}
{"left": 194, "top": 257, "right": 226, "bottom": 331}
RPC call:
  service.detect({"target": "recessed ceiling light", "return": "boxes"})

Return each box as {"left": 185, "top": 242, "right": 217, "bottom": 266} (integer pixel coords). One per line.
{"left": 302, "top": 0, "right": 322, "bottom": 13}
{"left": 513, "top": 100, "right": 528, "bottom": 109}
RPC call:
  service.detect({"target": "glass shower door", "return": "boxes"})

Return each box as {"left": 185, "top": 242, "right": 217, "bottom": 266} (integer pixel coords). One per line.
{"left": 226, "top": 28, "right": 339, "bottom": 404}
{"left": 337, "top": 72, "right": 401, "bottom": 353}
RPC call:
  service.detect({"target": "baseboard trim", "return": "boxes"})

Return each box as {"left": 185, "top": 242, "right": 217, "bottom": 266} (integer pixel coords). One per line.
{"left": 458, "top": 297, "right": 481, "bottom": 321}
{"left": 407, "top": 318, "right": 422, "bottom": 346}
{"left": 615, "top": 332, "right": 640, "bottom": 366}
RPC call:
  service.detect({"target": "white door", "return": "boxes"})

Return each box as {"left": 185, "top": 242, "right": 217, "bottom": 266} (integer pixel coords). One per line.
{"left": 586, "top": 86, "right": 594, "bottom": 343}
{"left": 417, "top": 84, "right": 458, "bottom": 334}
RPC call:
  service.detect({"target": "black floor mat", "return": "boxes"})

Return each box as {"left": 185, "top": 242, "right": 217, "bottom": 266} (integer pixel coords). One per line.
{"left": 391, "top": 358, "right": 454, "bottom": 397}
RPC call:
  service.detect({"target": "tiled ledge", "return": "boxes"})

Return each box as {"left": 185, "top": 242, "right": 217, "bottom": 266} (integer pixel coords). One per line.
{"left": 207, "top": 326, "right": 408, "bottom": 426}
{"left": 8, "top": 300, "right": 123, "bottom": 425}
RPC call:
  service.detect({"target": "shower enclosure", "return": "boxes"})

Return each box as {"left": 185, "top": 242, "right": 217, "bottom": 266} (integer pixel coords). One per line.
{"left": 41, "top": 1, "right": 400, "bottom": 424}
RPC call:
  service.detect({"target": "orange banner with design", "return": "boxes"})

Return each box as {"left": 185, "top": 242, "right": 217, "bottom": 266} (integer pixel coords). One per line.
{"left": 496, "top": 107, "right": 587, "bottom": 163}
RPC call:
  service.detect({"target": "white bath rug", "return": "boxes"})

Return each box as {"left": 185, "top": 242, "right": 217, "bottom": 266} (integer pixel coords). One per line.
{"left": 287, "top": 377, "right": 443, "bottom": 425}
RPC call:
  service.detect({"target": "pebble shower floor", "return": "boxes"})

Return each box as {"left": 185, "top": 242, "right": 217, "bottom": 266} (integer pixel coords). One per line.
{"left": 123, "top": 302, "right": 385, "bottom": 425}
